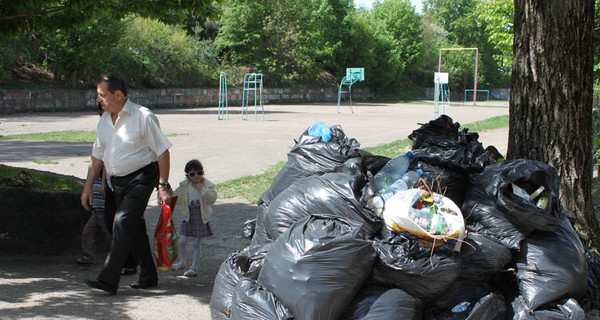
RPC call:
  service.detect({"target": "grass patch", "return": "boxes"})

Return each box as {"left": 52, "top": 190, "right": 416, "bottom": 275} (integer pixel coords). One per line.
{"left": 0, "top": 130, "right": 96, "bottom": 143}
{"left": 216, "top": 116, "right": 510, "bottom": 203}
{"left": 33, "top": 159, "right": 59, "bottom": 165}
{"left": 216, "top": 162, "right": 285, "bottom": 203}
{"left": 0, "top": 164, "right": 83, "bottom": 192}
{"left": 460, "top": 115, "right": 509, "bottom": 132}
{"left": 166, "top": 133, "right": 189, "bottom": 137}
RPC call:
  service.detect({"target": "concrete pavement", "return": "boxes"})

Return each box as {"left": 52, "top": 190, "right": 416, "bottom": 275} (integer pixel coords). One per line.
{"left": 0, "top": 101, "right": 509, "bottom": 185}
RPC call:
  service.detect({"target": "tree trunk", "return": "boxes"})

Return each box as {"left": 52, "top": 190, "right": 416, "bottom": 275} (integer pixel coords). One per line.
{"left": 508, "top": 0, "right": 599, "bottom": 248}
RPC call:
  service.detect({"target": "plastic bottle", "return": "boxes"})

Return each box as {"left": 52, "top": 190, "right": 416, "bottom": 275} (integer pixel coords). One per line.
{"left": 408, "top": 206, "right": 448, "bottom": 235}
{"left": 372, "top": 151, "right": 414, "bottom": 194}
{"left": 367, "top": 169, "right": 423, "bottom": 215}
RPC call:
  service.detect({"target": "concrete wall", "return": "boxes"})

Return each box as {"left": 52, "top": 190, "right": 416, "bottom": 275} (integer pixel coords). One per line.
{"left": 0, "top": 87, "right": 371, "bottom": 114}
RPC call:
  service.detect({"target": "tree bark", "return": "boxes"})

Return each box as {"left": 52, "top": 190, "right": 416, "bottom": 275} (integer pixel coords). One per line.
{"left": 508, "top": 0, "right": 599, "bottom": 247}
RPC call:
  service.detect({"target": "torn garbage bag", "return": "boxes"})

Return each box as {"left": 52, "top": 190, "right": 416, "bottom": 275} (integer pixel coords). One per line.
{"left": 370, "top": 233, "right": 461, "bottom": 301}
{"left": 514, "top": 218, "right": 587, "bottom": 312}
{"left": 258, "top": 213, "right": 375, "bottom": 320}
{"left": 265, "top": 158, "right": 381, "bottom": 242}
{"left": 461, "top": 159, "right": 565, "bottom": 249}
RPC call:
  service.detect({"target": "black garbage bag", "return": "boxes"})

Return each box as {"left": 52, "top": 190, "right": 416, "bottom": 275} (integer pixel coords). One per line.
{"left": 243, "top": 218, "right": 255, "bottom": 239}
{"left": 210, "top": 244, "right": 273, "bottom": 319}
{"left": 581, "top": 250, "right": 600, "bottom": 310}
{"left": 425, "top": 292, "right": 508, "bottom": 320}
{"left": 251, "top": 124, "right": 365, "bottom": 246}
{"left": 459, "top": 231, "right": 512, "bottom": 282}
{"left": 259, "top": 124, "right": 363, "bottom": 206}
{"left": 230, "top": 278, "right": 294, "bottom": 320}
{"left": 210, "top": 251, "right": 243, "bottom": 320}
{"left": 341, "top": 284, "right": 424, "bottom": 320}
{"left": 408, "top": 115, "right": 492, "bottom": 173}
{"left": 265, "top": 158, "right": 381, "bottom": 242}
{"left": 370, "top": 233, "right": 461, "bottom": 301}
{"left": 250, "top": 202, "right": 271, "bottom": 246}
{"left": 512, "top": 297, "right": 585, "bottom": 320}
{"left": 461, "top": 159, "right": 565, "bottom": 249}
{"left": 258, "top": 213, "right": 376, "bottom": 320}
{"left": 514, "top": 218, "right": 587, "bottom": 312}
{"left": 428, "top": 279, "right": 493, "bottom": 311}
{"left": 410, "top": 160, "right": 467, "bottom": 208}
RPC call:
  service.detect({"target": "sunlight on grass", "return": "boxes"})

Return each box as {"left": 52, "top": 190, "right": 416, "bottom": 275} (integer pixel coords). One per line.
{"left": 0, "top": 164, "right": 83, "bottom": 192}
{"left": 33, "top": 159, "right": 59, "bottom": 165}
{"left": 0, "top": 130, "right": 96, "bottom": 143}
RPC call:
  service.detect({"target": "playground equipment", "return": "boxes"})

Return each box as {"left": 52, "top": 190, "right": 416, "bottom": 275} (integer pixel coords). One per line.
{"left": 337, "top": 68, "right": 364, "bottom": 113}
{"left": 464, "top": 89, "right": 489, "bottom": 105}
{"left": 218, "top": 72, "right": 229, "bottom": 120}
{"left": 434, "top": 72, "right": 449, "bottom": 119}
{"left": 438, "top": 47, "right": 479, "bottom": 105}
{"left": 241, "top": 73, "right": 264, "bottom": 121}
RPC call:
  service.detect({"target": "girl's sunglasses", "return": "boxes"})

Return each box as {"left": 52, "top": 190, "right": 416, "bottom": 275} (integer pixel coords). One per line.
{"left": 186, "top": 170, "right": 204, "bottom": 177}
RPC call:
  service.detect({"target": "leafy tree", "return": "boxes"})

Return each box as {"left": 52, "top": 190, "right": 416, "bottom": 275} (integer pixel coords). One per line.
{"left": 120, "top": 17, "right": 210, "bottom": 88}
{"left": 509, "top": 0, "right": 599, "bottom": 247}
{"left": 0, "top": 0, "right": 218, "bottom": 41}
{"left": 41, "top": 15, "right": 132, "bottom": 87}
{"left": 476, "top": 0, "right": 514, "bottom": 73}
{"left": 368, "top": 0, "right": 423, "bottom": 93}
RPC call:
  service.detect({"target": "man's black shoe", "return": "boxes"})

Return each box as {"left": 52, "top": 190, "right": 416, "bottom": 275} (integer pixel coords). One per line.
{"left": 121, "top": 267, "right": 137, "bottom": 275}
{"left": 129, "top": 281, "right": 158, "bottom": 290}
{"left": 86, "top": 279, "right": 117, "bottom": 295}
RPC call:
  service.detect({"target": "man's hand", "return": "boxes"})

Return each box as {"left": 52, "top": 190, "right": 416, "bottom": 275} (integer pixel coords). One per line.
{"left": 157, "top": 185, "right": 172, "bottom": 205}
{"left": 81, "top": 186, "right": 93, "bottom": 211}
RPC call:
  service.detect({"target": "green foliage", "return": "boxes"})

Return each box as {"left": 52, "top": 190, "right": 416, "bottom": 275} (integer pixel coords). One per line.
{"left": 593, "top": 108, "right": 600, "bottom": 168}
{"left": 0, "top": 0, "right": 218, "bottom": 40}
{"left": 121, "top": 17, "right": 212, "bottom": 87}
{"left": 476, "top": 0, "right": 514, "bottom": 72}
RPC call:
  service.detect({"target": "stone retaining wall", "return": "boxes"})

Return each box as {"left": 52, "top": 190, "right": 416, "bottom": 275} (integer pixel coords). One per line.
{"left": 0, "top": 87, "right": 372, "bottom": 114}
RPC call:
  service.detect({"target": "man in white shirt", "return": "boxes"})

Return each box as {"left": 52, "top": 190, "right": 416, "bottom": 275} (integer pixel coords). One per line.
{"left": 81, "top": 73, "right": 172, "bottom": 295}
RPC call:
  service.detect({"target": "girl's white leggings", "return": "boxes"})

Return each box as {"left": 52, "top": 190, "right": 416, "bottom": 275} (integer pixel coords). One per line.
{"left": 178, "top": 235, "right": 202, "bottom": 269}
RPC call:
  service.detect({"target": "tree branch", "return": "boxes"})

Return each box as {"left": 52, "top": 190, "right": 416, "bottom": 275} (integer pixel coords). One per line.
{"left": 0, "top": 6, "right": 66, "bottom": 21}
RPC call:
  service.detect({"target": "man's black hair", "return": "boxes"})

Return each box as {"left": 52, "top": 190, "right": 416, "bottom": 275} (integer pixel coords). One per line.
{"left": 98, "top": 72, "right": 128, "bottom": 96}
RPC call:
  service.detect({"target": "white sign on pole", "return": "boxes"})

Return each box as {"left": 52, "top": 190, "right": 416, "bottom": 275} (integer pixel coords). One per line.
{"left": 434, "top": 72, "right": 449, "bottom": 84}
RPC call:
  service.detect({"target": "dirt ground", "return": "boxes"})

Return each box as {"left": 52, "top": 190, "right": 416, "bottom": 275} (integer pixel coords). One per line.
{"left": 0, "top": 196, "right": 256, "bottom": 319}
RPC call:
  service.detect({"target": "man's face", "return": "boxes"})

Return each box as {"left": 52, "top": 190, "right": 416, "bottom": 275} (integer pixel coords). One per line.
{"left": 96, "top": 82, "right": 121, "bottom": 114}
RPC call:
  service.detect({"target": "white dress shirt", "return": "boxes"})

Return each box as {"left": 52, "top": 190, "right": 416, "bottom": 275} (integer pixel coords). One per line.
{"left": 92, "top": 99, "right": 172, "bottom": 177}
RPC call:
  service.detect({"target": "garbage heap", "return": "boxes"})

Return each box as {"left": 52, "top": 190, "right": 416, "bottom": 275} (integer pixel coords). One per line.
{"left": 210, "top": 115, "right": 600, "bottom": 320}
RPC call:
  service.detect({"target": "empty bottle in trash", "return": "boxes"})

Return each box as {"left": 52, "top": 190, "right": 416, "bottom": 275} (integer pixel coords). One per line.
{"left": 372, "top": 151, "right": 414, "bottom": 194}
{"left": 408, "top": 206, "right": 448, "bottom": 235}
{"left": 367, "top": 169, "right": 423, "bottom": 214}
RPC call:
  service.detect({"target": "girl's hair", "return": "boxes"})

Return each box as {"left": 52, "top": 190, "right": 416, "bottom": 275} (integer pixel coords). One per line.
{"left": 184, "top": 159, "right": 204, "bottom": 172}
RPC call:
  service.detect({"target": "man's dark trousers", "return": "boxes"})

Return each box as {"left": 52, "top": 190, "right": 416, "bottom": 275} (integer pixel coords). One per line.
{"left": 97, "top": 162, "right": 159, "bottom": 287}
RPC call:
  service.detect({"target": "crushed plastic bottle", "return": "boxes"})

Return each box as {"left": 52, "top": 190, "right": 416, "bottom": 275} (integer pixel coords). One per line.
{"left": 372, "top": 151, "right": 413, "bottom": 194}
{"left": 451, "top": 301, "right": 471, "bottom": 313}
{"left": 367, "top": 169, "right": 423, "bottom": 215}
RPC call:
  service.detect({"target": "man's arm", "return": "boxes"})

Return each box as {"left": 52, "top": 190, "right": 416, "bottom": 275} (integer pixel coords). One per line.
{"left": 157, "top": 150, "right": 171, "bottom": 204}
{"left": 80, "top": 156, "right": 104, "bottom": 211}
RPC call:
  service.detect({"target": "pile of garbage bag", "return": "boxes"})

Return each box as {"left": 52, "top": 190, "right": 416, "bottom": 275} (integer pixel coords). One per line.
{"left": 211, "top": 118, "right": 600, "bottom": 320}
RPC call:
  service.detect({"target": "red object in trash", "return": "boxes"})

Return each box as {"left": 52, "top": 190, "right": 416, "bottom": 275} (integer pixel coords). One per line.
{"left": 154, "top": 197, "right": 178, "bottom": 271}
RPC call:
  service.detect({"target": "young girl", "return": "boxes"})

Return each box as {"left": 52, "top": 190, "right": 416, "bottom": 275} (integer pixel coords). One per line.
{"left": 170, "top": 159, "right": 218, "bottom": 277}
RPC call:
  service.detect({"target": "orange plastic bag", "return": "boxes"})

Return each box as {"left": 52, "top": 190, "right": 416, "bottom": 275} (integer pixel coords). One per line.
{"left": 154, "top": 197, "right": 178, "bottom": 271}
